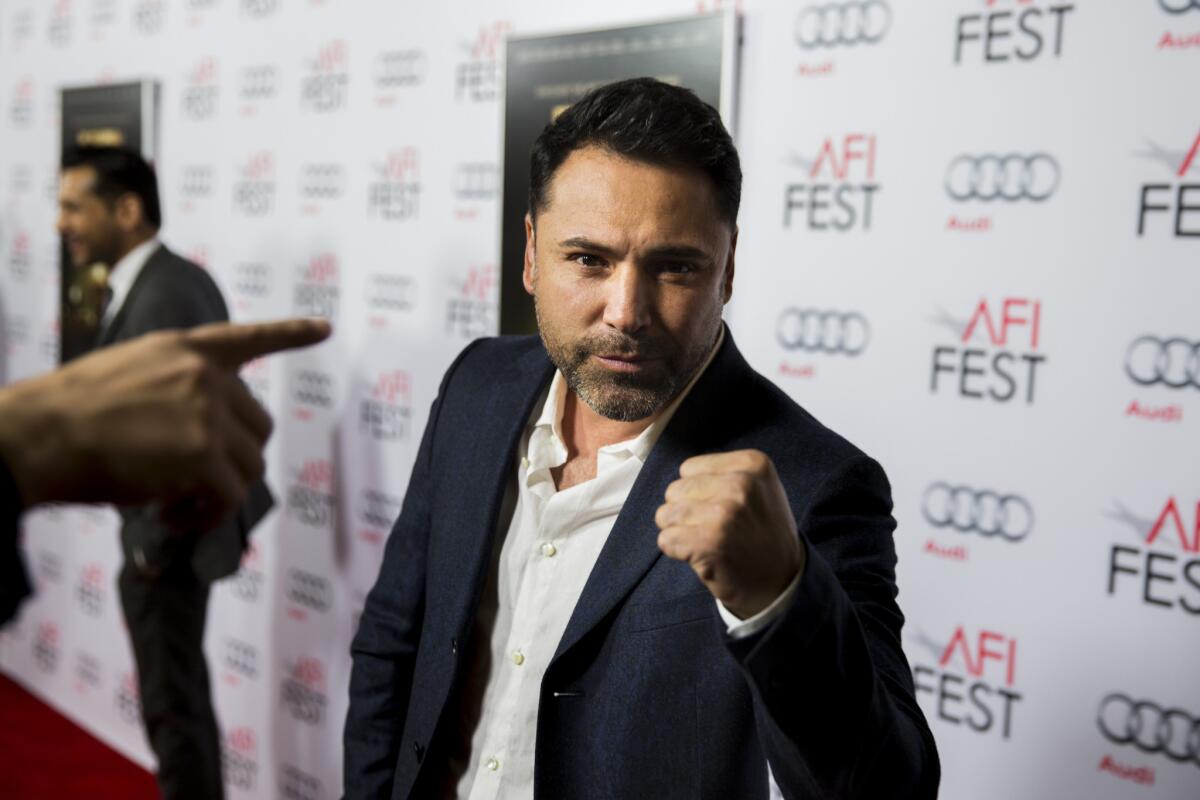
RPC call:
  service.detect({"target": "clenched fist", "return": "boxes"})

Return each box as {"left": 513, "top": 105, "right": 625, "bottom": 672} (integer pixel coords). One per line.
{"left": 655, "top": 449, "right": 805, "bottom": 619}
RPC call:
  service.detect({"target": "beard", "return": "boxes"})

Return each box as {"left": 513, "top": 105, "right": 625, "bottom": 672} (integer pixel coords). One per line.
{"left": 534, "top": 296, "right": 719, "bottom": 423}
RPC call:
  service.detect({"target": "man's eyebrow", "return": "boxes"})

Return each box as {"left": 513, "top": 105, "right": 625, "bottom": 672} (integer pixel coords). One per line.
{"left": 556, "top": 237, "right": 711, "bottom": 261}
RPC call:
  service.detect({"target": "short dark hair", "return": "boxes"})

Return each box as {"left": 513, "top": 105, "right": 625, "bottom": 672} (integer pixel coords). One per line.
{"left": 62, "top": 146, "right": 162, "bottom": 229}
{"left": 529, "top": 77, "right": 741, "bottom": 227}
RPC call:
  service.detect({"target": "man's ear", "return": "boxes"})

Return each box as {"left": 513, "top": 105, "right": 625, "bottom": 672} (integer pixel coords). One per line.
{"left": 723, "top": 225, "right": 737, "bottom": 304}
{"left": 113, "top": 192, "right": 145, "bottom": 233}
{"left": 523, "top": 213, "right": 536, "bottom": 295}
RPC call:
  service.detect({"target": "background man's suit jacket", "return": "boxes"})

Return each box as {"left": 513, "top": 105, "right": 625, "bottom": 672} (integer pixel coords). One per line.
{"left": 346, "top": 332, "right": 940, "bottom": 800}
{"left": 100, "top": 244, "right": 268, "bottom": 580}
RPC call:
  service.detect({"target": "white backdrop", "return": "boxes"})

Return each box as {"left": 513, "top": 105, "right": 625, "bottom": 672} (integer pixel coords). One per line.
{"left": 1, "top": 1, "right": 1198, "bottom": 798}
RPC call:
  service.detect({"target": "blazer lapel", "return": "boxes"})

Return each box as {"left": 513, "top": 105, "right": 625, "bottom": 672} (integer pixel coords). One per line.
{"left": 440, "top": 343, "right": 554, "bottom": 632}
{"left": 551, "top": 332, "right": 748, "bottom": 664}
{"left": 96, "top": 244, "right": 167, "bottom": 346}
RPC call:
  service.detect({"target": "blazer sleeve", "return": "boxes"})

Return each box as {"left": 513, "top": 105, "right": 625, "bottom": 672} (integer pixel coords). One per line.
{"left": 343, "top": 340, "right": 479, "bottom": 799}
{"left": 0, "top": 452, "right": 31, "bottom": 626}
{"left": 726, "top": 455, "right": 940, "bottom": 800}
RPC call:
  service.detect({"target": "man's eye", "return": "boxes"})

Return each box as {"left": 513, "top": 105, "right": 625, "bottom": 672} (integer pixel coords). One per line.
{"left": 572, "top": 253, "right": 605, "bottom": 268}
{"left": 661, "top": 262, "right": 697, "bottom": 275}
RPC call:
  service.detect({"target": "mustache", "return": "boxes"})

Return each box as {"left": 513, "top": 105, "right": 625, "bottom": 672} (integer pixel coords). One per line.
{"left": 577, "top": 333, "right": 668, "bottom": 359}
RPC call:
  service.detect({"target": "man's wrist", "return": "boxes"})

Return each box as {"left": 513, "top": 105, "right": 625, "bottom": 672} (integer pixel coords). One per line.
{"left": 0, "top": 375, "right": 75, "bottom": 509}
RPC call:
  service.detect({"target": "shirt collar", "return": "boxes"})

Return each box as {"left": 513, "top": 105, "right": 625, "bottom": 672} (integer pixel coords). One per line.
{"left": 103, "top": 237, "right": 160, "bottom": 325}
{"left": 529, "top": 325, "right": 725, "bottom": 472}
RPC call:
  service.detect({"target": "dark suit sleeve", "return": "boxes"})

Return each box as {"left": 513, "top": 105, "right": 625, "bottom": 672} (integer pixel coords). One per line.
{"left": 0, "top": 452, "right": 31, "bottom": 626}
{"left": 727, "top": 455, "right": 939, "bottom": 800}
{"left": 344, "top": 341, "right": 479, "bottom": 799}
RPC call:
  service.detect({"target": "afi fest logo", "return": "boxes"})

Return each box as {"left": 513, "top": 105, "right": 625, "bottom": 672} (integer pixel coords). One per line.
{"left": 793, "top": 1, "right": 891, "bottom": 77}
{"left": 287, "top": 460, "right": 336, "bottom": 528}
{"left": 47, "top": 0, "right": 74, "bottom": 45}
{"left": 360, "top": 370, "right": 412, "bottom": 442}
{"left": 930, "top": 297, "right": 1047, "bottom": 404}
{"left": 115, "top": 671, "right": 141, "bottom": 725}
{"left": 133, "top": 0, "right": 165, "bottom": 34}
{"left": 1135, "top": 128, "right": 1200, "bottom": 237}
{"left": 367, "top": 272, "right": 416, "bottom": 328}
{"left": 301, "top": 40, "right": 348, "bottom": 113}
{"left": 1096, "top": 692, "right": 1199, "bottom": 777}
{"left": 233, "top": 151, "right": 274, "bottom": 217}
{"left": 775, "top": 307, "right": 870, "bottom": 380}
{"left": 34, "top": 622, "right": 60, "bottom": 673}
{"left": 293, "top": 252, "right": 340, "bottom": 319}
{"left": 1106, "top": 496, "right": 1200, "bottom": 616}
{"left": 8, "top": 230, "right": 32, "bottom": 280}
{"left": 281, "top": 657, "right": 327, "bottom": 725}
{"left": 784, "top": 134, "right": 880, "bottom": 232}
{"left": 182, "top": 57, "right": 218, "bottom": 120}
{"left": 358, "top": 488, "right": 402, "bottom": 546}
{"left": 368, "top": 149, "right": 420, "bottom": 222}
{"left": 446, "top": 264, "right": 497, "bottom": 339}
{"left": 75, "top": 563, "right": 105, "bottom": 616}
{"left": 1157, "top": 0, "right": 1200, "bottom": 50}
{"left": 456, "top": 21, "right": 509, "bottom": 102}
{"left": 1122, "top": 334, "right": 1196, "bottom": 423}
{"left": 954, "top": 1, "right": 1075, "bottom": 64}
{"left": 223, "top": 727, "right": 258, "bottom": 791}
{"left": 229, "top": 542, "right": 265, "bottom": 604}
{"left": 944, "top": 152, "right": 1060, "bottom": 232}
{"left": 920, "top": 482, "right": 1033, "bottom": 561}
{"left": 9, "top": 77, "right": 34, "bottom": 127}
{"left": 912, "top": 625, "right": 1023, "bottom": 740}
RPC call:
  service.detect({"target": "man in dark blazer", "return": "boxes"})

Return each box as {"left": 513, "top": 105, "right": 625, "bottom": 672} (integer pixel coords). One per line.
{"left": 346, "top": 79, "right": 939, "bottom": 799}
{"left": 58, "top": 147, "right": 267, "bottom": 800}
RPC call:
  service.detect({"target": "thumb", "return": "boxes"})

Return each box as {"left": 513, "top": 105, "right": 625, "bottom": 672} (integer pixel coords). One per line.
{"left": 183, "top": 318, "right": 331, "bottom": 369}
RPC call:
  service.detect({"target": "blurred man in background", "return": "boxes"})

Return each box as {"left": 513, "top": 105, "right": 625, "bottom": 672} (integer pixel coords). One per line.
{"left": 57, "top": 147, "right": 258, "bottom": 800}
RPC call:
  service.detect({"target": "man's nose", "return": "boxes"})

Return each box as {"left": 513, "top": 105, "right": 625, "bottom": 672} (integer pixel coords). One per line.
{"left": 601, "top": 263, "right": 652, "bottom": 335}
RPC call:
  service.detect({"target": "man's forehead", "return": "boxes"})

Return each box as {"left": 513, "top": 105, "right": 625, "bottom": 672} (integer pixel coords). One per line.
{"left": 61, "top": 165, "right": 98, "bottom": 194}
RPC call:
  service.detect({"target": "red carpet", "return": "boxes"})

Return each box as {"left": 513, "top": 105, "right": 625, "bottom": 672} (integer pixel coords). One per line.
{"left": 0, "top": 673, "right": 158, "bottom": 798}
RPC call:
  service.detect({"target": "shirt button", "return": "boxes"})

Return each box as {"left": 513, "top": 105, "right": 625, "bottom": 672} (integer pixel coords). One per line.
{"left": 511, "top": 650, "right": 525, "bottom": 666}
{"left": 486, "top": 757, "right": 500, "bottom": 772}
{"left": 541, "top": 542, "right": 557, "bottom": 557}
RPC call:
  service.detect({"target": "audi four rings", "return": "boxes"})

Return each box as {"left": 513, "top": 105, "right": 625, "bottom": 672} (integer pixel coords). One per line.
{"left": 1159, "top": 0, "right": 1200, "bottom": 13}
{"left": 921, "top": 483, "right": 1034, "bottom": 541}
{"left": 776, "top": 309, "right": 870, "bottom": 355}
{"left": 1097, "top": 694, "right": 1200, "bottom": 765}
{"left": 1124, "top": 336, "right": 1200, "bottom": 390}
{"left": 944, "top": 153, "right": 1061, "bottom": 202}
{"left": 794, "top": 1, "right": 891, "bottom": 49}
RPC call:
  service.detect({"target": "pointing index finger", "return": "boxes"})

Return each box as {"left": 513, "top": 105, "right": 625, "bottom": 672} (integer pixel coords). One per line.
{"left": 183, "top": 318, "right": 332, "bottom": 369}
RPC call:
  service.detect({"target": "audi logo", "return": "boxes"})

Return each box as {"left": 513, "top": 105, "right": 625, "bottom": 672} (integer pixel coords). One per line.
{"left": 775, "top": 308, "right": 869, "bottom": 355}
{"left": 299, "top": 163, "right": 345, "bottom": 199}
{"left": 1125, "top": 336, "right": 1200, "bottom": 390}
{"left": 454, "top": 163, "right": 498, "bottom": 200}
{"left": 794, "top": 1, "right": 891, "bottom": 49}
{"left": 239, "top": 65, "right": 277, "bottom": 100}
{"left": 374, "top": 49, "right": 426, "bottom": 87}
{"left": 180, "top": 165, "right": 214, "bottom": 197}
{"left": 944, "top": 153, "right": 1060, "bottom": 203}
{"left": 1159, "top": 0, "right": 1200, "bottom": 13}
{"left": 235, "top": 263, "right": 272, "bottom": 297}
{"left": 287, "top": 569, "right": 331, "bottom": 611}
{"left": 921, "top": 483, "right": 1034, "bottom": 541}
{"left": 1098, "top": 693, "right": 1200, "bottom": 765}
{"left": 291, "top": 370, "right": 333, "bottom": 407}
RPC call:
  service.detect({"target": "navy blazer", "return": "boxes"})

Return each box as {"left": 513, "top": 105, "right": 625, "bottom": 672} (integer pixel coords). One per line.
{"left": 345, "top": 332, "right": 939, "bottom": 799}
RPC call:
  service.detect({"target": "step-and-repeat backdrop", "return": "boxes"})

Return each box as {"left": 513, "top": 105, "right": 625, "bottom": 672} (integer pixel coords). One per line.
{"left": 0, "top": 2, "right": 1196, "bottom": 798}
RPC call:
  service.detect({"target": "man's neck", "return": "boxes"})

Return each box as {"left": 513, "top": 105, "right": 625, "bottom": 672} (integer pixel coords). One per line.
{"left": 560, "top": 388, "right": 659, "bottom": 461}
{"left": 110, "top": 231, "right": 156, "bottom": 272}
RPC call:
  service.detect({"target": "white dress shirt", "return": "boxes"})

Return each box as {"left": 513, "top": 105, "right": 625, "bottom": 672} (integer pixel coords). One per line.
{"left": 453, "top": 327, "right": 800, "bottom": 799}
{"left": 101, "top": 237, "right": 160, "bottom": 327}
